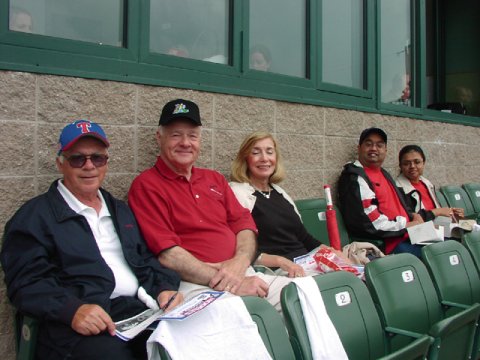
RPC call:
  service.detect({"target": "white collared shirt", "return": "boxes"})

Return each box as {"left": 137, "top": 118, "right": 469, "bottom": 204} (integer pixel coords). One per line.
{"left": 57, "top": 181, "right": 139, "bottom": 298}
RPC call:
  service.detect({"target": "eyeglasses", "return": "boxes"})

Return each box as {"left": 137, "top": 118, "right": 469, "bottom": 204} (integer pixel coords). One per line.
{"left": 401, "top": 159, "right": 424, "bottom": 167}
{"left": 363, "top": 141, "right": 386, "bottom": 149}
{"left": 63, "top": 154, "right": 109, "bottom": 168}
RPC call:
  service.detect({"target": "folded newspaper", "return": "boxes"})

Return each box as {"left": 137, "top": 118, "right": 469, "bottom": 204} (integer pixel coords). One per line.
{"left": 115, "top": 291, "right": 224, "bottom": 341}
{"left": 294, "top": 247, "right": 321, "bottom": 273}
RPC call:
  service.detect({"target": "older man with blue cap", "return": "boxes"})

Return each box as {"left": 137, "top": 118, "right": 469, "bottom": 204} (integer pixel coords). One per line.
{"left": 1, "top": 120, "right": 182, "bottom": 360}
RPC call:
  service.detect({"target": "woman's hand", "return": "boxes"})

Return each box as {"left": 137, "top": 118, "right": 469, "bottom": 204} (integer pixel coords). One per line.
{"left": 433, "top": 207, "right": 465, "bottom": 219}
{"left": 452, "top": 207, "right": 464, "bottom": 219}
{"left": 278, "top": 257, "right": 306, "bottom": 278}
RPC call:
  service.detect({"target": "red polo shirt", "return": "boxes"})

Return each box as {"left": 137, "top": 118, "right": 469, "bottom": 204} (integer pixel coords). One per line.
{"left": 128, "top": 157, "right": 257, "bottom": 263}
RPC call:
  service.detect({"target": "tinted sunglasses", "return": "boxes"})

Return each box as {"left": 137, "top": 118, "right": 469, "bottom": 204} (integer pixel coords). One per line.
{"left": 63, "top": 154, "right": 109, "bottom": 168}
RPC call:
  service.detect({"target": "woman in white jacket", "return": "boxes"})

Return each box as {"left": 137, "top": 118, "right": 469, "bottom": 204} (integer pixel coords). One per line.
{"left": 229, "top": 131, "right": 326, "bottom": 277}
{"left": 396, "top": 144, "right": 463, "bottom": 221}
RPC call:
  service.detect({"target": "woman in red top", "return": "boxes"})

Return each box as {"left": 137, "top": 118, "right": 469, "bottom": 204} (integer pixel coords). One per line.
{"left": 396, "top": 144, "right": 464, "bottom": 221}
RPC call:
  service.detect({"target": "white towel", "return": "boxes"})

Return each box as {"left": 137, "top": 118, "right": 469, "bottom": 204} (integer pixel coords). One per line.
{"left": 147, "top": 296, "right": 272, "bottom": 360}
{"left": 293, "top": 276, "right": 348, "bottom": 360}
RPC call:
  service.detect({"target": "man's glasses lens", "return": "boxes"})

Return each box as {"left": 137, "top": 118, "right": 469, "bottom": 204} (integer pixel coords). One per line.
{"left": 65, "top": 154, "right": 109, "bottom": 168}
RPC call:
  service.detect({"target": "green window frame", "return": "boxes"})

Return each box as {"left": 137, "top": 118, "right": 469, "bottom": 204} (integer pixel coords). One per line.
{"left": 0, "top": 0, "right": 478, "bottom": 126}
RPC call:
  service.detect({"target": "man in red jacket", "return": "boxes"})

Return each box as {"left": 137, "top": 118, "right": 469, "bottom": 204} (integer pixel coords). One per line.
{"left": 337, "top": 127, "right": 423, "bottom": 256}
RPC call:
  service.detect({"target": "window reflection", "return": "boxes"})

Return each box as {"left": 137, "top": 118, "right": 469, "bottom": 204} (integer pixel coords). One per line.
{"left": 250, "top": 44, "right": 272, "bottom": 72}
{"left": 322, "top": 0, "right": 365, "bottom": 89}
{"left": 9, "top": 0, "right": 124, "bottom": 47}
{"left": 149, "top": 0, "right": 229, "bottom": 64}
{"left": 380, "top": 0, "right": 412, "bottom": 106}
{"left": 9, "top": 6, "right": 33, "bottom": 33}
{"left": 249, "top": 0, "right": 307, "bottom": 78}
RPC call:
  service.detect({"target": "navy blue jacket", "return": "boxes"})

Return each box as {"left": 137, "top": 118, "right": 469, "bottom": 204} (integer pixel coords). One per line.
{"left": 1, "top": 180, "right": 180, "bottom": 356}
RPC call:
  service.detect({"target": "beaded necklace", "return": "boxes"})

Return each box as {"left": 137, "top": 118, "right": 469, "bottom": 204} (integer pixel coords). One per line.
{"left": 253, "top": 185, "right": 272, "bottom": 199}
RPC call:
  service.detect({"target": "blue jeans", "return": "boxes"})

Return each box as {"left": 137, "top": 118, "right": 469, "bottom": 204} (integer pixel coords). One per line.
{"left": 391, "top": 241, "right": 423, "bottom": 258}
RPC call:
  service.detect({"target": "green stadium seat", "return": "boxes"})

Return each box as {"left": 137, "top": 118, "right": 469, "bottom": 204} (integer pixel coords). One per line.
{"left": 462, "top": 183, "right": 480, "bottom": 215}
{"left": 435, "top": 190, "right": 449, "bottom": 208}
{"left": 294, "top": 198, "right": 350, "bottom": 248}
{"left": 295, "top": 197, "right": 385, "bottom": 251}
{"left": 365, "top": 253, "right": 480, "bottom": 360}
{"left": 440, "top": 185, "right": 478, "bottom": 220}
{"left": 280, "top": 271, "right": 432, "bottom": 360}
{"left": 15, "top": 313, "right": 38, "bottom": 360}
{"left": 421, "top": 240, "right": 480, "bottom": 359}
{"left": 464, "top": 231, "right": 480, "bottom": 274}
{"left": 242, "top": 296, "right": 296, "bottom": 360}
{"left": 421, "top": 240, "right": 480, "bottom": 315}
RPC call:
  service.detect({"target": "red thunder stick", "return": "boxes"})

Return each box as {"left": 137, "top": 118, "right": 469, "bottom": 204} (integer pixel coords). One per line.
{"left": 324, "top": 185, "right": 341, "bottom": 250}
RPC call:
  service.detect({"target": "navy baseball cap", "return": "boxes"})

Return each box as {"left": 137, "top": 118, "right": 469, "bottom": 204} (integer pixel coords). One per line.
{"left": 359, "top": 127, "right": 388, "bottom": 145}
{"left": 58, "top": 120, "right": 109, "bottom": 155}
{"left": 159, "top": 99, "right": 202, "bottom": 126}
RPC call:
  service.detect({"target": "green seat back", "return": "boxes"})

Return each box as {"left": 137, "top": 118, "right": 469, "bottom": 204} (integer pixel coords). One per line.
{"left": 422, "top": 240, "right": 480, "bottom": 313}
{"left": 294, "top": 198, "right": 350, "bottom": 248}
{"left": 440, "top": 185, "right": 477, "bottom": 219}
{"left": 462, "top": 183, "right": 480, "bottom": 214}
{"left": 421, "top": 240, "right": 480, "bottom": 359}
{"left": 435, "top": 190, "right": 449, "bottom": 208}
{"left": 464, "top": 231, "right": 480, "bottom": 274}
{"left": 281, "top": 271, "right": 431, "bottom": 360}
{"left": 242, "top": 296, "right": 296, "bottom": 360}
{"left": 15, "top": 314, "right": 38, "bottom": 360}
{"left": 365, "top": 253, "right": 479, "bottom": 360}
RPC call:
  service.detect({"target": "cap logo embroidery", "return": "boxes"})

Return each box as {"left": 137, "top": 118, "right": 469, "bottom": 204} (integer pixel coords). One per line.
{"left": 76, "top": 121, "right": 92, "bottom": 133}
{"left": 173, "top": 103, "right": 189, "bottom": 115}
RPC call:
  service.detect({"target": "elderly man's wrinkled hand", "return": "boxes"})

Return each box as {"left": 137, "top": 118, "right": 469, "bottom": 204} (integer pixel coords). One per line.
{"left": 234, "top": 276, "right": 269, "bottom": 297}
{"left": 207, "top": 256, "right": 250, "bottom": 293}
{"left": 71, "top": 304, "right": 116, "bottom": 336}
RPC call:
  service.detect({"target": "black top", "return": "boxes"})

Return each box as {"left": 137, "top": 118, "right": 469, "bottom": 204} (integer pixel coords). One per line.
{"left": 252, "top": 188, "right": 320, "bottom": 261}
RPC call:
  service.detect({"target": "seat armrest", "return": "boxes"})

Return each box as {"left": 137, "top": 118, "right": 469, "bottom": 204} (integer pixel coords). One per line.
{"left": 385, "top": 326, "right": 425, "bottom": 339}
{"left": 378, "top": 335, "right": 433, "bottom": 360}
{"left": 429, "top": 303, "right": 480, "bottom": 338}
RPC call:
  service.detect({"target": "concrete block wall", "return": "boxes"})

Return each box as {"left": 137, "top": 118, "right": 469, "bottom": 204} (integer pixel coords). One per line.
{"left": 1, "top": 70, "right": 480, "bottom": 358}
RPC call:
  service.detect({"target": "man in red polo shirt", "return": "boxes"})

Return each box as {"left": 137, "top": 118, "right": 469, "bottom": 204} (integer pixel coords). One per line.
{"left": 337, "top": 127, "right": 424, "bottom": 257}
{"left": 128, "top": 99, "right": 292, "bottom": 309}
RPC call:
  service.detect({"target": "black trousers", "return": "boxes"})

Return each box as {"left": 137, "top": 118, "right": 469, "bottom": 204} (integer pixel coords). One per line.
{"left": 36, "top": 329, "right": 151, "bottom": 360}
{"left": 35, "top": 297, "right": 152, "bottom": 360}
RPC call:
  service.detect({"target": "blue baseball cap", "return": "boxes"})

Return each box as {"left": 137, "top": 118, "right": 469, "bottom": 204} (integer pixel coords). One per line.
{"left": 58, "top": 120, "right": 109, "bottom": 155}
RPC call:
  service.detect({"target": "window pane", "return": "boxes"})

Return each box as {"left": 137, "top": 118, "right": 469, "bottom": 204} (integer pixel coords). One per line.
{"left": 150, "top": 0, "right": 230, "bottom": 65}
{"left": 380, "top": 0, "right": 412, "bottom": 106}
{"left": 426, "top": 0, "right": 479, "bottom": 117}
{"left": 9, "top": 0, "right": 124, "bottom": 47}
{"left": 249, "top": 0, "right": 306, "bottom": 78}
{"left": 322, "top": 0, "right": 365, "bottom": 89}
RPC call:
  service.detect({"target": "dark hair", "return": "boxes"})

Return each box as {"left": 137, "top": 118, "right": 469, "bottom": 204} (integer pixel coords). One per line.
{"left": 358, "top": 127, "right": 387, "bottom": 145}
{"left": 398, "top": 144, "right": 426, "bottom": 165}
